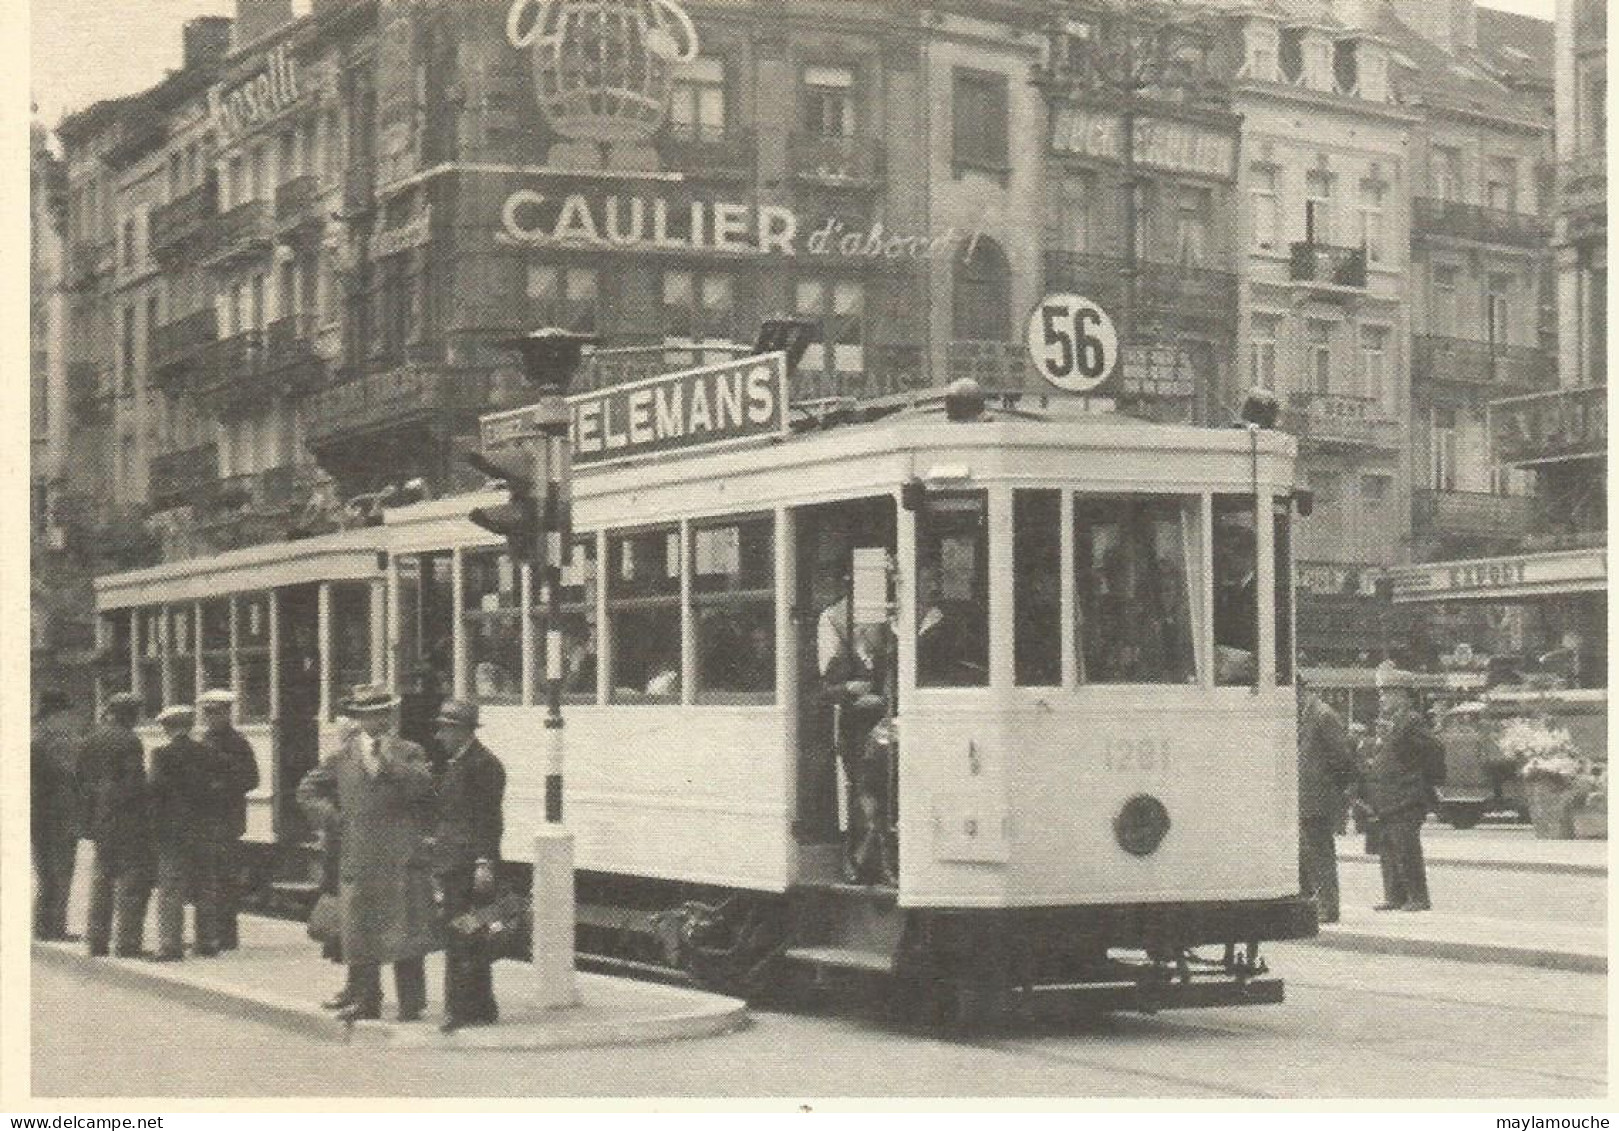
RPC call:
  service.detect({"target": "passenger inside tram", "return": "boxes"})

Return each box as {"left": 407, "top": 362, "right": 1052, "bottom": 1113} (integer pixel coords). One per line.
{"left": 1212, "top": 503, "right": 1260, "bottom": 685}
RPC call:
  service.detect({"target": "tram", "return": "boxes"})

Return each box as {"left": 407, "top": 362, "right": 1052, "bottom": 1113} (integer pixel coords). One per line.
{"left": 94, "top": 375, "right": 1317, "bottom": 1022}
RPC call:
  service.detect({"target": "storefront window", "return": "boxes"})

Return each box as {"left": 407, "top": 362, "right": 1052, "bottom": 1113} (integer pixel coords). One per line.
{"left": 534, "top": 538, "right": 599, "bottom": 703}
{"left": 692, "top": 516, "right": 775, "bottom": 701}
{"left": 168, "top": 605, "right": 196, "bottom": 708}
{"left": 608, "top": 527, "right": 682, "bottom": 702}
{"left": 236, "top": 593, "right": 272, "bottom": 722}
{"left": 1073, "top": 495, "right": 1197, "bottom": 685}
{"left": 329, "top": 582, "right": 373, "bottom": 714}
{"left": 1014, "top": 490, "right": 1062, "bottom": 686}
{"left": 916, "top": 492, "right": 990, "bottom": 687}
{"left": 200, "top": 599, "right": 232, "bottom": 694}
{"left": 1213, "top": 496, "right": 1260, "bottom": 687}
{"left": 462, "top": 550, "right": 521, "bottom": 704}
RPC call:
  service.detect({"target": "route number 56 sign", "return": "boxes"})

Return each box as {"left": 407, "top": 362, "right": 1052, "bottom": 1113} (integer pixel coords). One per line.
{"left": 1025, "top": 293, "right": 1119, "bottom": 395}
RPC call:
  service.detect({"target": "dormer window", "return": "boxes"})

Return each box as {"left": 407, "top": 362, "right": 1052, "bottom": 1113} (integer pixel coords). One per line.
{"left": 1333, "top": 40, "right": 1358, "bottom": 97}
{"left": 1279, "top": 29, "right": 1304, "bottom": 84}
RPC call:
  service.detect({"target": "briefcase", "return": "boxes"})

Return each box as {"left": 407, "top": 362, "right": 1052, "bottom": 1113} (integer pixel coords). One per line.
{"left": 447, "top": 890, "right": 532, "bottom": 963}
{"left": 306, "top": 893, "right": 342, "bottom": 948}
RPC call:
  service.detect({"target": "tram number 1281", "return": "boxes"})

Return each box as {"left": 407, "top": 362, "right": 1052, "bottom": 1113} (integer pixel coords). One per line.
{"left": 1103, "top": 736, "right": 1172, "bottom": 773}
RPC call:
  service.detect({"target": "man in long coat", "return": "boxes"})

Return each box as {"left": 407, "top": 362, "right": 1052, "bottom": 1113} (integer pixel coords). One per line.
{"left": 198, "top": 689, "right": 260, "bottom": 950}
{"left": 149, "top": 705, "right": 221, "bottom": 960}
{"left": 79, "top": 692, "right": 152, "bottom": 957}
{"left": 1364, "top": 668, "right": 1443, "bottom": 912}
{"left": 1296, "top": 681, "right": 1355, "bottom": 923}
{"left": 298, "top": 684, "right": 440, "bottom": 1022}
{"left": 32, "top": 689, "right": 83, "bottom": 941}
{"left": 431, "top": 699, "right": 506, "bottom": 1033}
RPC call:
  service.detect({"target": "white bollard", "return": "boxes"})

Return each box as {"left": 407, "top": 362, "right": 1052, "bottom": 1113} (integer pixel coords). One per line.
{"left": 530, "top": 823, "right": 580, "bottom": 1010}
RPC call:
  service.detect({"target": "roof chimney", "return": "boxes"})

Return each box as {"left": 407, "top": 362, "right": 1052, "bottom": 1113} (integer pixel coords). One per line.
{"left": 183, "top": 17, "right": 234, "bottom": 70}
{"left": 233, "top": 0, "right": 294, "bottom": 49}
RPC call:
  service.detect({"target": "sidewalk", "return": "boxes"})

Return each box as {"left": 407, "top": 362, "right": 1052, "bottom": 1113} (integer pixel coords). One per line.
{"left": 1336, "top": 825, "right": 1608, "bottom": 877}
{"left": 1303, "top": 906, "right": 1607, "bottom": 975}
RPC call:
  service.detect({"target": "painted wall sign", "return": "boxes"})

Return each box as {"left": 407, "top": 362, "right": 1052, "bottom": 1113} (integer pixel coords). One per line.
{"left": 1050, "top": 107, "right": 1237, "bottom": 180}
{"left": 1392, "top": 549, "right": 1607, "bottom": 603}
{"left": 209, "top": 47, "right": 302, "bottom": 139}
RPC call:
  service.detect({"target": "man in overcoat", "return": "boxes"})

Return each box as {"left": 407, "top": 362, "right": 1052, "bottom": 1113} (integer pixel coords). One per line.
{"left": 1296, "top": 680, "right": 1355, "bottom": 923}
{"left": 79, "top": 692, "right": 152, "bottom": 957}
{"left": 1363, "top": 667, "right": 1443, "bottom": 912}
{"left": 149, "top": 705, "right": 221, "bottom": 960}
{"left": 431, "top": 699, "right": 506, "bottom": 1033}
{"left": 298, "top": 684, "right": 440, "bottom": 1022}
{"left": 32, "top": 689, "right": 83, "bottom": 941}
{"left": 198, "top": 689, "right": 260, "bottom": 950}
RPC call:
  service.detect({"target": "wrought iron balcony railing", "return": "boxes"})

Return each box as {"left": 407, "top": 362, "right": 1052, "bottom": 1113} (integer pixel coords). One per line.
{"left": 304, "top": 358, "right": 485, "bottom": 445}
{"left": 1043, "top": 251, "right": 1239, "bottom": 322}
{"left": 151, "top": 307, "right": 219, "bottom": 384}
{"left": 1413, "top": 334, "right": 1557, "bottom": 394}
{"left": 1411, "top": 197, "right": 1549, "bottom": 249}
{"left": 1559, "top": 152, "right": 1606, "bottom": 239}
{"left": 205, "top": 200, "right": 271, "bottom": 262}
{"left": 148, "top": 443, "right": 219, "bottom": 510}
{"left": 151, "top": 181, "right": 220, "bottom": 262}
{"left": 1412, "top": 489, "right": 1536, "bottom": 542}
{"left": 68, "top": 361, "right": 114, "bottom": 423}
{"left": 1492, "top": 384, "right": 1607, "bottom": 466}
{"left": 1289, "top": 241, "right": 1367, "bottom": 290}
{"left": 1284, "top": 391, "right": 1400, "bottom": 450}
{"left": 657, "top": 125, "right": 755, "bottom": 179}
{"left": 787, "top": 133, "right": 885, "bottom": 186}
{"left": 274, "top": 174, "right": 323, "bottom": 228}
{"left": 262, "top": 313, "right": 323, "bottom": 379}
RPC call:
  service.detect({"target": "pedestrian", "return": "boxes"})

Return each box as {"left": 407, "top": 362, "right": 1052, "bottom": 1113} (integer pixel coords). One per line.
{"left": 79, "top": 691, "right": 153, "bottom": 958}
{"left": 297, "top": 684, "right": 441, "bottom": 1023}
{"left": 197, "top": 689, "right": 260, "bottom": 950}
{"left": 150, "top": 704, "right": 222, "bottom": 961}
{"left": 32, "top": 689, "right": 84, "bottom": 941}
{"left": 1364, "top": 665, "right": 1444, "bottom": 912}
{"left": 1296, "top": 678, "right": 1355, "bottom": 923}
{"left": 431, "top": 699, "right": 506, "bottom": 1033}
{"left": 315, "top": 717, "right": 361, "bottom": 1011}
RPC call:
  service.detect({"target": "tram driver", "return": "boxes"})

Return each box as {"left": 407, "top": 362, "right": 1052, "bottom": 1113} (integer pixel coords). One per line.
{"left": 817, "top": 591, "right": 894, "bottom": 884}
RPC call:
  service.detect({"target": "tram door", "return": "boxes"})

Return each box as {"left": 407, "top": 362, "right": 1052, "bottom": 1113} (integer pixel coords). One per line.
{"left": 276, "top": 584, "right": 321, "bottom": 844}
{"left": 791, "top": 497, "right": 896, "bottom": 880}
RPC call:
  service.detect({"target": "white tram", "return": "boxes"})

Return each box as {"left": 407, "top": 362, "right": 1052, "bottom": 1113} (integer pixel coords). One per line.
{"left": 95, "top": 385, "right": 1316, "bottom": 1019}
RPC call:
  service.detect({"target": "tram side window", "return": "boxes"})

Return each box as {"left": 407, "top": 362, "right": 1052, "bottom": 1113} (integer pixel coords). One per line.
{"left": 98, "top": 611, "right": 134, "bottom": 701}
{"left": 1273, "top": 498, "right": 1294, "bottom": 687}
{"left": 462, "top": 550, "right": 521, "bottom": 704}
{"left": 236, "top": 593, "right": 272, "bottom": 722}
{"left": 916, "top": 491, "right": 990, "bottom": 688}
{"left": 536, "top": 537, "right": 599, "bottom": 703}
{"left": 1014, "top": 490, "right": 1062, "bottom": 686}
{"left": 1212, "top": 496, "right": 1260, "bottom": 687}
{"left": 397, "top": 553, "right": 454, "bottom": 705}
{"left": 330, "top": 583, "right": 373, "bottom": 712}
{"left": 1073, "top": 495, "right": 1197, "bottom": 684}
{"left": 200, "top": 599, "right": 232, "bottom": 694}
{"left": 137, "top": 608, "right": 164, "bottom": 718}
{"left": 168, "top": 605, "right": 196, "bottom": 707}
{"left": 608, "top": 526, "right": 682, "bottom": 703}
{"left": 693, "top": 515, "right": 775, "bottom": 702}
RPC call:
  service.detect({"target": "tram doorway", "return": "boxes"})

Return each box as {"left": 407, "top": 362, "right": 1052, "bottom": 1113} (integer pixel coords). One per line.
{"left": 275, "top": 584, "right": 321, "bottom": 844}
{"left": 793, "top": 496, "right": 897, "bottom": 884}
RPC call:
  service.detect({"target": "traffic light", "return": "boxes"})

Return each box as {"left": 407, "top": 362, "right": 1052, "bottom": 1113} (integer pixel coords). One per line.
{"left": 753, "top": 317, "right": 820, "bottom": 373}
{"left": 503, "top": 328, "right": 597, "bottom": 394}
{"left": 466, "top": 451, "right": 540, "bottom": 564}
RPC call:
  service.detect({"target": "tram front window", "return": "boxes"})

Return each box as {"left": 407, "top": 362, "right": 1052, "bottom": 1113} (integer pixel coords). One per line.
{"left": 916, "top": 491, "right": 989, "bottom": 688}
{"left": 1073, "top": 495, "right": 1197, "bottom": 684}
{"left": 1212, "top": 496, "right": 1260, "bottom": 686}
{"left": 329, "top": 583, "right": 372, "bottom": 708}
{"left": 1014, "top": 490, "right": 1062, "bottom": 686}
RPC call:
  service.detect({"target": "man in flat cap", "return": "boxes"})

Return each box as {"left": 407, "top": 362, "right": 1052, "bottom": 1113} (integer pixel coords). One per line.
{"left": 298, "top": 685, "right": 440, "bottom": 1022}
{"left": 32, "top": 689, "right": 84, "bottom": 941}
{"left": 79, "top": 692, "right": 152, "bottom": 957}
{"left": 198, "top": 689, "right": 260, "bottom": 951}
{"left": 432, "top": 699, "right": 506, "bottom": 1033}
{"left": 150, "top": 705, "right": 221, "bottom": 960}
{"left": 1364, "top": 664, "right": 1443, "bottom": 912}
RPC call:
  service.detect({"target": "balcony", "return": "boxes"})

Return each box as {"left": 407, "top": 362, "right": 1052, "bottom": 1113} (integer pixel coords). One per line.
{"left": 192, "top": 463, "right": 327, "bottom": 553}
{"left": 150, "top": 181, "right": 218, "bottom": 263}
{"left": 946, "top": 339, "right": 1034, "bottom": 390}
{"left": 787, "top": 133, "right": 885, "bottom": 187}
{"left": 151, "top": 307, "right": 219, "bottom": 388}
{"left": 1412, "top": 489, "right": 1535, "bottom": 543}
{"left": 261, "top": 313, "right": 325, "bottom": 385}
{"left": 1559, "top": 153, "right": 1605, "bottom": 243}
{"left": 1288, "top": 241, "right": 1367, "bottom": 295}
{"left": 148, "top": 443, "right": 219, "bottom": 510}
{"left": 274, "top": 175, "right": 323, "bottom": 232}
{"left": 305, "top": 359, "right": 486, "bottom": 446}
{"left": 1413, "top": 335, "right": 1556, "bottom": 395}
{"left": 657, "top": 125, "right": 755, "bottom": 180}
{"left": 66, "top": 238, "right": 113, "bottom": 291}
{"left": 1284, "top": 392, "right": 1400, "bottom": 450}
{"left": 68, "top": 362, "right": 114, "bottom": 424}
{"left": 204, "top": 200, "right": 271, "bottom": 265}
{"left": 1043, "top": 251, "right": 1238, "bottom": 323}
{"left": 1411, "top": 197, "right": 1549, "bottom": 249}
{"left": 1492, "top": 385, "right": 1607, "bottom": 466}
{"left": 342, "top": 166, "right": 375, "bottom": 218}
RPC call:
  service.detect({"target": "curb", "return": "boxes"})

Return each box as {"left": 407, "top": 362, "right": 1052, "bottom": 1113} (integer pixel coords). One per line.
{"left": 33, "top": 942, "right": 749, "bottom": 1050}
{"left": 1299, "top": 929, "right": 1606, "bottom": 975}
{"left": 1336, "top": 852, "right": 1606, "bottom": 878}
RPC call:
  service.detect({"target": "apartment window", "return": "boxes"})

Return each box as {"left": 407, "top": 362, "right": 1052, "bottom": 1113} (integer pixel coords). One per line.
{"left": 1361, "top": 474, "right": 1392, "bottom": 507}
{"left": 526, "top": 263, "right": 599, "bottom": 334}
{"left": 1249, "top": 314, "right": 1280, "bottom": 390}
{"left": 1279, "top": 28, "right": 1304, "bottom": 83}
{"left": 1580, "top": 62, "right": 1605, "bottom": 153}
{"left": 1432, "top": 265, "right": 1459, "bottom": 336}
{"left": 1306, "top": 320, "right": 1333, "bottom": 394}
{"left": 1359, "top": 325, "right": 1389, "bottom": 408}
{"left": 1587, "top": 267, "right": 1606, "bottom": 385}
{"left": 804, "top": 66, "right": 855, "bottom": 138}
{"left": 670, "top": 57, "right": 726, "bottom": 139}
{"left": 1173, "top": 186, "right": 1211, "bottom": 265}
{"left": 953, "top": 236, "right": 1012, "bottom": 342}
{"left": 1485, "top": 157, "right": 1517, "bottom": 212}
{"left": 607, "top": 527, "right": 683, "bottom": 703}
{"left": 661, "top": 269, "right": 736, "bottom": 347}
{"left": 228, "top": 156, "right": 245, "bottom": 209}
{"left": 1357, "top": 179, "right": 1386, "bottom": 262}
{"left": 1133, "top": 183, "right": 1156, "bottom": 261}
{"left": 1484, "top": 274, "right": 1514, "bottom": 347}
{"left": 145, "top": 295, "right": 159, "bottom": 377}
{"left": 952, "top": 68, "right": 1010, "bottom": 175}
{"left": 120, "top": 305, "right": 136, "bottom": 393}
{"left": 1251, "top": 165, "right": 1280, "bottom": 250}
{"left": 1332, "top": 39, "right": 1358, "bottom": 95}
{"left": 1429, "top": 407, "right": 1458, "bottom": 491}
{"left": 250, "top": 145, "right": 266, "bottom": 201}
{"left": 122, "top": 217, "right": 136, "bottom": 270}
{"left": 1053, "top": 175, "right": 1092, "bottom": 252}
{"left": 692, "top": 515, "right": 776, "bottom": 701}
{"left": 1305, "top": 170, "right": 1332, "bottom": 243}
{"left": 1433, "top": 146, "right": 1463, "bottom": 201}
{"left": 279, "top": 131, "right": 297, "bottom": 183}
{"left": 794, "top": 278, "right": 865, "bottom": 393}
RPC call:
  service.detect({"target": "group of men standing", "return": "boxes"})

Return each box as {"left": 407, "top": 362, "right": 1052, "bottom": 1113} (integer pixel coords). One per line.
{"left": 1297, "top": 665, "right": 1444, "bottom": 921}
{"left": 31, "top": 687, "right": 258, "bottom": 960}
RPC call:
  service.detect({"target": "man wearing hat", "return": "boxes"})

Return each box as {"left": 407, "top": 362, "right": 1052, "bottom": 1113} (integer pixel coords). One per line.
{"left": 1363, "top": 664, "right": 1443, "bottom": 911}
{"left": 79, "top": 692, "right": 153, "bottom": 957}
{"left": 150, "top": 705, "right": 220, "bottom": 960}
{"left": 1296, "top": 677, "right": 1355, "bottom": 923}
{"left": 297, "top": 684, "right": 440, "bottom": 1023}
{"left": 32, "top": 689, "right": 85, "bottom": 941}
{"left": 198, "top": 689, "right": 260, "bottom": 950}
{"left": 432, "top": 699, "right": 506, "bottom": 1033}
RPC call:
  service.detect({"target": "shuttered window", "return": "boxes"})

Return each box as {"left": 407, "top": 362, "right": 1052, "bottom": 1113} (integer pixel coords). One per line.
{"left": 952, "top": 68, "right": 1009, "bottom": 177}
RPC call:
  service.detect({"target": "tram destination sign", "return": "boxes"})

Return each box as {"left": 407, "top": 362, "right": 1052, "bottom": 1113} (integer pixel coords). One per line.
{"left": 481, "top": 352, "right": 789, "bottom": 466}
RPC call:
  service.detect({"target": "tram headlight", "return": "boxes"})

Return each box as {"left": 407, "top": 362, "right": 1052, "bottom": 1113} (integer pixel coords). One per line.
{"left": 1114, "top": 794, "right": 1171, "bottom": 857}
